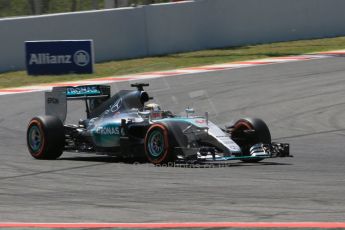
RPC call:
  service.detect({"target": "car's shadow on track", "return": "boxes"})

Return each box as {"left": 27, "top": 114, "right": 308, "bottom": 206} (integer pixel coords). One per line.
{"left": 58, "top": 156, "right": 292, "bottom": 167}
{"left": 225, "top": 162, "right": 292, "bottom": 167}
{"left": 59, "top": 156, "right": 146, "bottom": 163}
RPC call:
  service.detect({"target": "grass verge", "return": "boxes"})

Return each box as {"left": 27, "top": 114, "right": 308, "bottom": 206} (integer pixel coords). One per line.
{"left": 1, "top": 36, "right": 345, "bottom": 89}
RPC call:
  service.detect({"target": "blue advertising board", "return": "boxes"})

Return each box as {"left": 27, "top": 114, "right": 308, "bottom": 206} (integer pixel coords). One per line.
{"left": 25, "top": 40, "right": 94, "bottom": 75}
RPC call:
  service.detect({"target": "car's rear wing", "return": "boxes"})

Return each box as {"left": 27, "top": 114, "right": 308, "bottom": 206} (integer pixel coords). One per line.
{"left": 45, "top": 85, "right": 111, "bottom": 123}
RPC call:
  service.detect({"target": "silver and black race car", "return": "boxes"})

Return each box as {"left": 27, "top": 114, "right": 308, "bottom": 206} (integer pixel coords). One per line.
{"left": 27, "top": 83, "right": 290, "bottom": 164}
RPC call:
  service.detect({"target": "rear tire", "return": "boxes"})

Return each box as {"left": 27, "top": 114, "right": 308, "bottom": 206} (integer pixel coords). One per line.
{"left": 27, "top": 116, "right": 65, "bottom": 159}
{"left": 144, "top": 124, "right": 176, "bottom": 165}
{"left": 231, "top": 118, "right": 271, "bottom": 163}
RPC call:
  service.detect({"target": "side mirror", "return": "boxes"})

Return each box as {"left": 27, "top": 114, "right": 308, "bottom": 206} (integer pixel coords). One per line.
{"left": 185, "top": 107, "right": 195, "bottom": 117}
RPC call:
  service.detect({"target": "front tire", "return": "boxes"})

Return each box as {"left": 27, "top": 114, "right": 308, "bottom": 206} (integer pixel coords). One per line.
{"left": 27, "top": 116, "right": 65, "bottom": 159}
{"left": 231, "top": 118, "right": 271, "bottom": 163}
{"left": 144, "top": 124, "right": 176, "bottom": 165}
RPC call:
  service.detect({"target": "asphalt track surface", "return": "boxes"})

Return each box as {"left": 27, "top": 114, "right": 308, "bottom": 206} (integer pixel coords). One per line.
{"left": 0, "top": 57, "right": 345, "bottom": 223}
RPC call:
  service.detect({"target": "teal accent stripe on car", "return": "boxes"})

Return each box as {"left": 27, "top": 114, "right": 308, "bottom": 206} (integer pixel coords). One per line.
{"left": 155, "top": 117, "right": 207, "bottom": 128}
{"left": 66, "top": 85, "right": 101, "bottom": 97}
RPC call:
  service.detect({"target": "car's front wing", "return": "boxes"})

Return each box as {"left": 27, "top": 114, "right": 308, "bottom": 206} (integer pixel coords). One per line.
{"left": 175, "top": 142, "right": 291, "bottom": 163}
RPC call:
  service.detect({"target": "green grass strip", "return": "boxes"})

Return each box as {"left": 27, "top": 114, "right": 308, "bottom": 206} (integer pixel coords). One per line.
{"left": 1, "top": 36, "right": 345, "bottom": 89}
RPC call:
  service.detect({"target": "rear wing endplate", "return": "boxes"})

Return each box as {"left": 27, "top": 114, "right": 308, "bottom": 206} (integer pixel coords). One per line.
{"left": 45, "top": 85, "right": 110, "bottom": 123}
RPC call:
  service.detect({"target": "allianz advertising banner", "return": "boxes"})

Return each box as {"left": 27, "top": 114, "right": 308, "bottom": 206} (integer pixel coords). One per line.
{"left": 25, "top": 40, "right": 94, "bottom": 75}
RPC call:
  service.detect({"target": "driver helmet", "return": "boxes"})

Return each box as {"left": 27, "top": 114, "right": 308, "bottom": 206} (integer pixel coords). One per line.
{"left": 144, "top": 103, "right": 162, "bottom": 119}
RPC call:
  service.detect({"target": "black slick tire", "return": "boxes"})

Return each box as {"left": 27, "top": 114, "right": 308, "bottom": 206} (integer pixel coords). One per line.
{"left": 27, "top": 116, "right": 65, "bottom": 159}
{"left": 232, "top": 118, "right": 271, "bottom": 163}
{"left": 144, "top": 123, "right": 176, "bottom": 165}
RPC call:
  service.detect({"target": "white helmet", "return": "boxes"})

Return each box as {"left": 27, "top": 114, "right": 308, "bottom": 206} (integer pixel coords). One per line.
{"left": 144, "top": 103, "right": 161, "bottom": 112}
{"left": 144, "top": 103, "right": 162, "bottom": 119}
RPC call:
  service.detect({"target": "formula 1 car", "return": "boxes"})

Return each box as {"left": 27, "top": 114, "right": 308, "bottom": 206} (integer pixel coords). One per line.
{"left": 26, "top": 83, "right": 290, "bottom": 164}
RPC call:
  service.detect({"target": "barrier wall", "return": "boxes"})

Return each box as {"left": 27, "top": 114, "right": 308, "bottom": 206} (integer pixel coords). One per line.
{"left": 200, "top": 0, "right": 345, "bottom": 47}
{"left": 1, "top": 0, "right": 345, "bottom": 73}
{"left": 0, "top": 7, "right": 148, "bottom": 72}
{"left": 146, "top": 0, "right": 345, "bottom": 54}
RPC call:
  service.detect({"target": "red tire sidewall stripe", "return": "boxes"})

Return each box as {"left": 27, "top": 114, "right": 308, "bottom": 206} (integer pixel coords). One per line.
{"left": 144, "top": 123, "right": 169, "bottom": 164}
{"left": 234, "top": 120, "right": 253, "bottom": 131}
{"left": 27, "top": 119, "right": 46, "bottom": 158}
